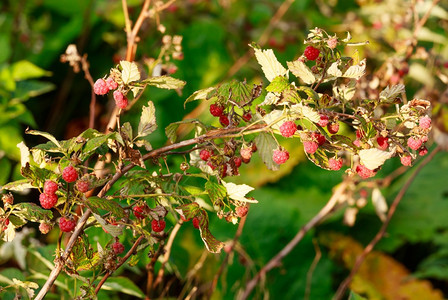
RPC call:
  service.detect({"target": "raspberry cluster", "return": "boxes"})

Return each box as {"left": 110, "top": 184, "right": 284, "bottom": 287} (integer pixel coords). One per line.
{"left": 39, "top": 180, "right": 59, "bottom": 209}
{"left": 94, "top": 77, "right": 119, "bottom": 95}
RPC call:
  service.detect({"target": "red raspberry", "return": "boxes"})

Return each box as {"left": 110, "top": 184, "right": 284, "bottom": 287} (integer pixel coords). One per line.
{"left": 311, "top": 132, "right": 326, "bottom": 146}
{"left": 400, "top": 155, "right": 412, "bottom": 166}
{"left": 356, "top": 165, "right": 376, "bottom": 179}
{"left": 407, "top": 137, "right": 422, "bottom": 151}
{"left": 221, "top": 164, "right": 228, "bottom": 178}
{"left": 235, "top": 206, "right": 249, "bottom": 218}
{"left": 273, "top": 148, "right": 290, "bottom": 164}
{"left": 62, "top": 166, "right": 78, "bottom": 183}
{"left": 133, "top": 205, "right": 146, "bottom": 219}
{"left": 419, "top": 146, "right": 428, "bottom": 156}
{"left": 106, "top": 77, "right": 118, "bottom": 91}
{"left": 200, "top": 149, "right": 212, "bottom": 161}
{"left": 44, "top": 180, "right": 59, "bottom": 194}
{"left": 304, "top": 46, "right": 320, "bottom": 61}
{"left": 210, "top": 104, "right": 224, "bottom": 117}
{"left": 1, "top": 218, "right": 9, "bottom": 231}
{"left": 207, "top": 161, "right": 216, "bottom": 170}
{"left": 112, "top": 241, "right": 125, "bottom": 254}
{"left": 356, "top": 129, "right": 365, "bottom": 139}
{"left": 113, "top": 90, "right": 128, "bottom": 109}
{"left": 233, "top": 156, "right": 242, "bottom": 168}
{"left": 353, "top": 139, "right": 362, "bottom": 147}
{"left": 219, "top": 115, "right": 230, "bottom": 127}
{"left": 240, "top": 147, "right": 253, "bottom": 160}
{"left": 419, "top": 116, "right": 431, "bottom": 130}
{"left": 39, "top": 222, "right": 52, "bottom": 234}
{"left": 39, "top": 193, "right": 58, "bottom": 209}
{"left": 421, "top": 135, "right": 429, "bottom": 143}
{"left": 59, "top": 217, "right": 76, "bottom": 232}
{"left": 327, "top": 122, "right": 339, "bottom": 134}
{"left": 377, "top": 136, "right": 389, "bottom": 150}
{"left": 303, "top": 141, "right": 319, "bottom": 154}
{"left": 328, "top": 157, "right": 343, "bottom": 171}
{"left": 193, "top": 217, "right": 200, "bottom": 229}
{"left": 93, "top": 78, "right": 109, "bottom": 95}
{"left": 359, "top": 189, "right": 369, "bottom": 198}
{"left": 318, "top": 115, "right": 329, "bottom": 127}
{"left": 76, "top": 180, "right": 90, "bottom": 193}
{"left": 279, "top": 121, "right": 297, "bottom": 138}
{"left": 242, "top": 112, "right": 252, "bottom": 122}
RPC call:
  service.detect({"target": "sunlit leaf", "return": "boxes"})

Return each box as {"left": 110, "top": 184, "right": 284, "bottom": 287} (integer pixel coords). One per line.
{"left": 138, "top": 101, "right": 157, "bottom": 137}
{"left": 102, "top": 277, "right": 145, "bottom": 298}
{"left": 120, "top": 61, "right": 140, "bottom": 84}
{"left": 254, "top": 132, "right": 279, "bottom": 171}
{"left": 184, "top": 87, "right": 215, "bottom": 107}
{"left": 379, "top": 84, "right": 405, "bottom": 102}
{"left": 25, "top": 129, "right": 61, "bottom": 148}
{"left": 266, "top": 76, "right": 290, "bottom": 93}
{"left": 359, "top": 148, "right": 392, "bottom": 170}
{"left": 287, "top": 59, "right": 316, "bottom": 84}
{"left": 343, "top": 59, "right": 366, "bottom": 79}
{"left": 252, "top": 47, "right": 288, "bottom": 82}
{"left": 372, "top": 188, "right": 387, "bottom": 222}
{"left": 222, "top": 181, "right": 257, "bottom": 203}
{"left": 86, "top": 197, "right": 126, "bottom": 219}
{"left": 141, "top": 75, "right": 186, "bottom": 90}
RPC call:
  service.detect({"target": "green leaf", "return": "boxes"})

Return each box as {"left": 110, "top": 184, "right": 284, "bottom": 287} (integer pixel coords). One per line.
{"left": 8, "top": 215, "right": 27, "bottom": 228}
{"left": 195, "top": 209, "right": 225, "bottom": 253}
{"left": 255, "top": 132, "right": 279, "bottom": 171}
{"left": 205, "top": 181, "right": 227, "bottom": 205}
{"left": 304, "top": 147, "right": 330, "bottom": 170}
{"left": 92, "top": 213, "right": 123, "bottom": 238}
{"left": 184, "top": 87, "right": 215, "bottom": 107}
{"left": 175, "top": 202, "right": 201, "bottom": 220}
{"left": 85, "top": 197, "right": 126, "bottom": 219}
{"left": 101, "top": 277, "right": 145, "bottom": 298}
{"left": 165, "top": 119, "right": 201, "bottom": 143}
{"left": 25, "top": 129, "right": 61, "bottom": 148}
{"left": 266, "top": 76, "right": 290, "bottom": 93}
{"left": 120, "top": 61, "right": 140, "bottom": 84}
{"left": 11, "top": 60, "right": 51, "bottom": 81}
{"left": 80, "top": 132, "right": 117, "bottom": 161}
{"left": 121, "top": 122, "right": 133, "bottom": 142}
{"left": 141, "top": 75, "right": 186, "bottom": 90}
{"left": 297, "top": 86, "right": 319, "bottom": 101}
{"left": 138, "top": 101, "right": 157, "bottom": 137}
{"left": 1, "top": 179, "right": 34, "bottom": 191}
{"left": 12, "top": 80, "right": 55, "bottom": 102}
{"left": 349, "top": 291, "right": 368, "bottom": 300}
{"left": 287, "top": 59, "right": 316, "bottom": 84}
{"left": 13, "top": 203, "right": 53, "bottom": 222}
{"left": 70, "top": 234, "right": 100, "bottom": 271}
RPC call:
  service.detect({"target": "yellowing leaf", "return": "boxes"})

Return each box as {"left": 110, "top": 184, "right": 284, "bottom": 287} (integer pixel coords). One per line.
{"left": 120, "top": 61, "right": 140, "bottom": 84}
{"left": 142, "top": 75, "right": 186, "bottom": 90}
{"left": 138, "top": 101, "right": 157, "bottom": 137}
{"left": 287, "top": 59, "right": 316, "bottom": 84}
{"left": 290, "top": 103, "right": 321, "bottom": 123}
{"left": 222, "top": 181, "right": 257, "bottom": 203}
{"left": 252, "top": 47, "right": 288, "bottom": 82}
{"left": 327, "top": 62, "right": 342, "bottom": 77}
{"left": 17, "top": 142, "right": 30, "bottom": 168}
{"left": 359, "top": 148, "right": 392, "bottom": 170}
{"left": 379, "top": 84, "right": 405, "bottom": 102}
{"left": 343, "top": 59, "right": 366, "bottom": 79}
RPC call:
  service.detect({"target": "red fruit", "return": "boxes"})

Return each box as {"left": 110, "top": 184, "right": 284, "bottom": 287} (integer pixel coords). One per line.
{"left": 400, "top": 155, "right": 412, "bottom": 166}
{"left": 76, "top": 180, "right": 90, "bottom": 193}
{"left": 2, "top": 193, "right": 13, "bottom": 205}
{"left": 407, "top": 137, "right": 422, "bottom": 151}
{"left": 356, "top": 165, "right": 376, "bottom": 179}
{"left": 44, "top": 180, "right": 58, "bottom": 194}
{"left": 151, "top": 219, "right": 166, "bottom": 232}
{"left": 39, "top": 193, "right": 58, "bottom": 209}
{"left": 377, "top": 136, "right": 389, "bottom": 150}
{"left": 240, "top": 147, "right": 253, "bottom": 160}
{"left": 421, "top": 135, "right": 429, "bottom": 143}
{"left": 207, "top": 161, "right": 216, "bottom": 170}
{"left": 219, "top": 115, "right": 230, "bottom": 127}
{"left": 328, "top": 157, "right": 343, "bottom": 171}
{"left": 359, "top": 189, "right": 369, "bottom": 198}
{"left": 304, "top": 46, "right": 320, "bottom": 61}
{"left": 419, "top": 116, "right": 431, "bottom": 130}
{"left": 113, "top": 90, "right": 128, "bottom": 109}
{"left": 62, "top": 166, "right": 78, "bottom": 183}
{"left": 113, "top": 241, "right": 125, "bottom": 254}
{"left": 221, "top": 164, "right": 228, "bottom": 177}
{"left": 106, "top": 77, "right": 118, "bottom": 91}
{"left": 39, "top": 222, "right": 52, "bottom": 234}
{"left": 233, "top": 156, "right": 242, "bottom": 168}
{"left": 251, "top": 143, "right": 257, "bottom": 153}
{"left": 133, "top": 205, "right": 146, "bottom": 219}
{"left": 418, "top": 146, "right": 428, "bottom": 156}
{"left": 59, "top": 217, "right": 76, "bottom": 232}
{"left": 353, "top": 139, "right": 362, "bottom": 147}
{"left": 200, "top": 149, "right": 212, "bottom": 161}
{"left": 303, "top": 141, "right": 319, "bottom": 154}
{"left": 235, "top": 206, "right": 249, "bottom": 218}
{"left": 93, "top": 78, "right": 109, "bottom": 95}
{"left": 210, "top": 104, "right": 224, "bottom": 117}
{"left": 356, "top": 129, "right": 365, "bottom": 139}
{"left": 279, "top": 121, "right": 297, "bottom": 138}
{"left": 311, "top": 132, "right": 326, "bottom": 146}
{"left": 318, "top": 115, "right": 329, "bottom": 127}
{"left": 243, "top": 112, "right": 252, "bottom": 122}
{"left": 273, "top": 148, "right": 289, "bottom": 164}
{"left": 193, "top": 217, "right": 200, "bottom": 229}
{"left": 327, "top": 122, "right": 339, "bottom": 134}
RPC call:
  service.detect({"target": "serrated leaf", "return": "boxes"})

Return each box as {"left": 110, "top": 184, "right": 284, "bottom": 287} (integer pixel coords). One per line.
{"left": 359, "top": 148, "right": 392, "bottom": 170}
{"left": 102, "top": 277, "right": 145, "bottom": 298}
{"left": 142, "top": 75, "right": 185, "bottom": 90}
{"left": 254, "top": 132, "right": 279, "bottom": 171}
{"left": 195, "top": 209, "right": 224, "bottom": 253}
{"left": 165, "top": 122, "right": 179, "bottom": 143}
{"left": 297, "top": 86, "right": 319, "bottom": 101}
{"left": 260, "top": 92, "right": 280, "bottom": 105}
{"left": 327, "top": 62, "right": 342, "bottom": 77}
{"left": 25, "top": 129, "right": 61, "bottom": 148}
{"left": 92, "top": 213, "right": 123, "bottom": 237}
{"left": 1, "top": 179, "right": 34, "bottom": 191}
{"left": 184, "top": 87, "right": 215, "bottom": 107}
{"left": 263, "top": 109, "right": 284, "bottom": 130}
{"left": 305, "top": 147, "right": 330, "bottom": 170}
{"left": 175, "top": 202, "right": 201, "bottom": 220}
{"left": 121, "top": 122, "right": 133, "bottom": 142}
{"left": 8, "top": 215, "right": 26, "bottom": 228}
{"left": 266, "top": 76, "right": 290, "bottom": 93}
{"left": 290, "top": 103, "right": 320, "bottom": 123}
{"left": 379, "top": 84, "right": 405, "bottom": 102}
{"left": 252, "top": 47, "right": 288, "bottom": 82}
{"left": 120, "top": 61, "right": 140, "bottom": 84}
{"left": 2, "top": 221, "right": 15, "bottom": 241}
{"left": 138, "top": 101, "right": 157, "bottom": 137}
{"left": 13, "top": 203, "right": 53, "bottom": 222}
{"left": 343, "top": 59, "right": 366, "bottom": 79}
{"left": 11, "top": 278, "right": 39, "bottom": 298}
{"left": 79, "top": 132, "right": 118, "bottom": 160}
{"left": 17, "top": 142, "right": 30, "bottom": 168}
{"left": 86, "top": 197, "right": 125, "bottom": 219}
{"left": 205, "top": 181, "right": 227, "bottom": 205}
{"left": 287, "top": 59, "right": 316, "bottom": 84}
{"left": 222, "top": 181, "right": 257, "bottom": 203}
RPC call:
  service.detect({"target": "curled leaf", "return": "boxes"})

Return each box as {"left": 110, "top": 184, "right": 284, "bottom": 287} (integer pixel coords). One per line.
{"left": 359, "top": 148, "right": 392, "bottom": 170}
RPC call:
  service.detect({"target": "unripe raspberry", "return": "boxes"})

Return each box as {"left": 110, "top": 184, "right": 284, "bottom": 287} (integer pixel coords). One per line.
{"left": 39, "top": 193, "right": 58, "bottom": 209}
{"left": 318, "top": 114, "right": 329, "bottom": 127}
{"left": 62, "top": 166, "right": 78, "bottom": 183}
{"left": 106, "top": 77, "right": 118, "bottom": 91}
{"left": 133, "top": 205, "right": 146, "bottom": 219}
{"left": 327, "top": 37, "right": 338, "bottom": 49}
{"left": 273, "top": 148, "right": 289, "bottom": 164}
{"left": 93, "top": 78, "right": 109, "bottom": 95}
{"left": 419, "top": 116, "right": 431, "bottom": 130}
{"left": 353, "top": 139, "right": 362, "bottom": 147}
{"left": 311, "top": 132, "right": 326, "bottom": 146}
{"left": 235, "top": 205, "right": 249, "bottom": 218}
{"left": 200, "top": 149, "right": 212, "bottom": 161}
{"left": 356, "top": 165, "right": 376, "bottom": 179}
{"left": 376, "top": 136, "right": 389, "bottom": 150}
{"left": 327, "top": 122, "right": 339, "bottom": 134}
{"left": 233, "top": 156, "right": 242, "bottom": 168}
{"left": 39, "top": 222, "right": 52, "bottom": 234}
{"left": 113, "top": 90, "right": 128, "bottom": 109}
{"left": 418, "top": 146, "right": 428, "bottom": 156}
{"left": 303, "top": 141, "right": 319, "bottom": 154}
{"left": 304, "top": 46, "right": 320, "bottom": 61}
{"left": 219, "top": 115, "right": 230, "bottom": 127}
{"left": 328, "top": 157, "right": 343, "bottom": 170}
{"left": 210, "top": 104, "right": 224, "bottom": 117}
{"left": 112, "top": 241, "right": 125, "bottom": 254}
{"left": 407, "top": 137, "right": 422, "bottom": 151}
{"left": 279, "top": 121, "right": 297, "bottom": 138}
{"left": 240, "top": 146, "right": 253, "bottom": 160}
{"left": 193, "top": 217, "right": 200, "bottom": 229}
{"left": 59, "top": 217, "right": 76, "bottom": 232}
{"left": 400, "top": 155, "right": 412, "bottom": 166}
{"left": 242, "top": 112, "right": 252, "bottom": 122}
{"left": 44, "top": 180, "right": 59, "bottom": 194}
{"left": 76, "top": 180, "right": 90, "bottom": 193}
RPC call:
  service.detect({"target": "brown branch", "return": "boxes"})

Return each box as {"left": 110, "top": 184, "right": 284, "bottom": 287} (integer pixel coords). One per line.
{"left": 333, "top": 146, "right": 441, "bottom": 300}
{"left": 125, "top": 0, "right": 152, "bottom": 61}
{"left": 239, "top": 180, "right": 350, "bottom": 300}
{"left": 80, "top": 54, "right": 97, "bottom": 129}
{"left": 304, "top": 239, "right": 322, "bottom": 300}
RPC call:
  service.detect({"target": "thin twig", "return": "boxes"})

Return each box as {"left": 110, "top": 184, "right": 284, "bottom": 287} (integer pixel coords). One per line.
{"left": 80, "top": 54, "right": 96, "bottom": 129}
{"left": 304, "top": 239, "right": 322, "bottom": 300}
{"left": 126, "top": 0, "right": 152, "bottom": 61}
{"left": 333, "top": 146, "right": 441, "bottom": 300}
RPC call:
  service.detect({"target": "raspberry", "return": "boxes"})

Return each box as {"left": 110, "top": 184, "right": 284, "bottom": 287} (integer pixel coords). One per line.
{"left": 219, "top": 115, "right": 230, "bottom": 127}
{"left": 180, "top": 215, "right": 190, "bottom": 222}
{"left": 318, "top": 114, "right": 329, "bottom": 127}
{"left": 240, "top": 147, "right": 253, "bottom": 160}
{"left": 356, "top": 129, "right": 365, "bottom": 139}
{"left": 359, "top": 189, "right": 369, "bottom": 198}
{"left": 327, "top": 37, "right": 338, "bottom": 49}
{"left": 193, "top": 217, "right": 200, "bottom": 229}
{"left": 39, "top": 222, "right": 52, "bottom": 234}
{"left": 44, "top": 180, "right": 58, "bottom": 194}
{"left": 93, "top": 78, "right": 109, "bottom": 95}
{"left": 235, "top": 206, "right": 248, "bottom": 218}
{"left": 400, "top": 155, "right": 412, "bottom": 166}
{"left": 303, "top": 141, "right": 319, "bottom": 154}
{"left": 279, "top": 121, "right": 297, "bottom": 138}
{"left": 421, "top": 135, "right": 429, "bottom": 143}
{"left": 59, "top": 217, "right": 76, "bottom": 232}
{"left": 311, "top": 132, "right": 326, "bottom": 146}
{"left": 210, "top": 104, "right": 224, "bottom": 117}
{"left": 113, "top": 90, "right": 128, "bottom": 109}
{"left": 233, "top": 156, "right": 242, "bottom": 168}
{"left": 328, "top": 157, "right": 343, "bottom": 171}
{"left": 327, "top": 122, "right": 339, "bottom": 134}
{"left": 407, "top": 137, "right": 422, "bottom": 151}
{"left": 251, "top": 143, "right": 257, "bottom": 153}
{"left": 377, "top": 136, "right": 389, "bottom": 150}
{"left": 76, "top": 180, "right": 90, "bottom": 193}
{"left": 62, "top": 166, "right": 78, "bottom": 183}
{"left": 133, "top": 205, "right": 146, "bottom": 219}
{"left": 273, "top": 148, "right": 289, "bottom": 164}
{"left": 221, "top": 164, "right": 228, "bottom": 178}
{"left": 356, "top": 165, "right": 376, "bottom": 179}
{"left": 419, "top": 116, "right": 431, "bottom": 130}
{"left": 419, "top": 146, "right": 428, "bottom": 156}
{"left": 304, "top": 46, "right": 320, "bottom": 61}
{"left": 106, "top": 77, "right": 118, "bottom": 91}
{"left": 113, "top": 241, "right": 125, "bottom": 254}
{"left": 353, "top": 139, "right": 362, "bottom": 147}
{"left": 200, "top": 149, "right": 212, "bottom": 161}
{"left": 207, "top": 161, "right": 216, "bottom": 170}
{"left": 242, "top": 112, "right": 252, "bottom": 122}
{"left": 2, "top": 193, "right": 13, "bottom": 205}
{"left": 39, "top": 193, "right": 58, "bottom": 209}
